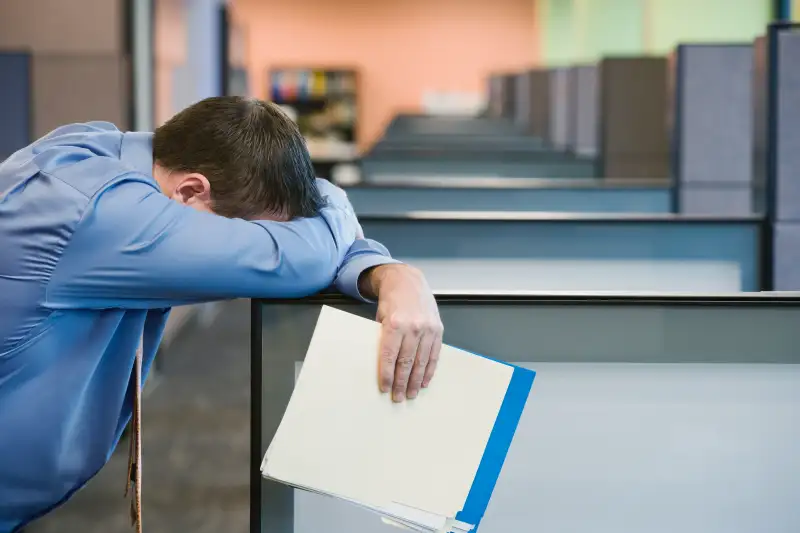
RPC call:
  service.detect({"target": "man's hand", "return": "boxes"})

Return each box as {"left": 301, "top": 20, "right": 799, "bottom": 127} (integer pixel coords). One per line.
{"left": 359, "top": 264, "right": 443, "bottom": 402}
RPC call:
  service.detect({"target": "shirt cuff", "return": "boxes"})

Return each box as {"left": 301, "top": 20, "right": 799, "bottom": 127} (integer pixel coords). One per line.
{"left": 334, "top": 253, "right": 401, "bottom": 303}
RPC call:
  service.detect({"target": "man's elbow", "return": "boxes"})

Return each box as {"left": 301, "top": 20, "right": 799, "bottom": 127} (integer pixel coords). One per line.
{"left": 277, "top": 254, "right": 339, "bottom": 298}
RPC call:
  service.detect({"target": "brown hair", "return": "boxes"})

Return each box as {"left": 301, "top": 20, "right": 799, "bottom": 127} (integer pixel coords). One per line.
{"left": 153, "top": 96, "right": 323, "bottom": 219}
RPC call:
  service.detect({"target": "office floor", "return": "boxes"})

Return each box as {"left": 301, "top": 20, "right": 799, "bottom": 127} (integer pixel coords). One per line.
{"left": 28, "top": 300, "right": 251, "bottom": 533}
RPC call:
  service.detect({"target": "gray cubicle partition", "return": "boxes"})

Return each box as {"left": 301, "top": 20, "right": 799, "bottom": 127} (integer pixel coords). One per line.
{"left": 343, "top": 178, "right": 671, "bottom": 214}
{"left": 752, "top": 35, "right": 767, "bottom": 216}
{"left": 380, "top": 114, "right": 526, "bottom": 140}
{"left": 764, "top": 24, "right": 800, "bottom": 290}
{"left": 361, "top": 155, "right": 597, "bottom": 180}
{"left": 0, "top": 51, "right": 128, "bottom": 160}
{"left": 32, "top": 54, "right": 130, "bottom": 137}
{"left": 512, "top": 70, "right": 531, "bottom": 129}
{"left": 368, "top": 135, "right": 546, "bottom": 155}
{"left": 251, "top": 292, "right": 800, "bottom": 533}
{"left": 0, "top": 52, "right": 31, "bottom": 160}
{"left": 360, "top": 211, "right": 765, "bottom": 292}
{"left": 486, "top": 74, "right": 515, "bottom": 120}
{"left": 526, "top": 69, "right": 550, "bottom": 140}
{"left": 672, "top": 44, "right": 754, "bottom": 215}
{"left": 568, "top": 65, "right": 598, "bottom": 157}
{"left": 364, "top": 114, "right": 597, "bottom": 179}
{"left": 358, "top": 213, "right": 763, "bottom": 292}
{"left": 548, "top": 67, "right": 570, "bottom": 150}
{"left": 599, "top": 57, "right": 670, "bottom": 179}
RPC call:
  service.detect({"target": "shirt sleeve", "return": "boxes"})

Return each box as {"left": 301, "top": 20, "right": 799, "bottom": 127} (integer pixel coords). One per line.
{"left": 45, "top": 174, "right": 362, "bottom": 309}
{"left": 334, "top": 238, "right": 400, "bottom": 302}
{"left": 314, "top": 179, "right": 401, "bottom": 302}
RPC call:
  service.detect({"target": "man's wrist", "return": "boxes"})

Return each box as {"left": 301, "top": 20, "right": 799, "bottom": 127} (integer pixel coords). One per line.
{"left": 358, "top": 264, "right": 416, "bottom": 300}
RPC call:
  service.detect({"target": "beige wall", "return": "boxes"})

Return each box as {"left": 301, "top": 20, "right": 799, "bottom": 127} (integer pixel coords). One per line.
{"left": 231, "top": 0, "right": 538, "bottom": 150}
{"left": 0, "top": 0, "right": 130, "bottom": 133}
{"left": 0, "top": 0, "right": 123, "bottom": 54}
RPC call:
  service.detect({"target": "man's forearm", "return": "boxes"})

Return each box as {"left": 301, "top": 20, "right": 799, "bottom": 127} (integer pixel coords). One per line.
{"left": 358, "top": 264, "right": 423, "bottom": 300}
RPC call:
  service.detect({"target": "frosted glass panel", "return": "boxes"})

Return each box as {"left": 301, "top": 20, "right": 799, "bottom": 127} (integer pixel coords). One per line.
{"left": 256, "top": 298, "right": 800, "bottom": 533}
{"left": 408, "top": 259, "right": 742, "bottom": 292}
{"left": 295, "top": 363, "right": 800, "bottom": 533}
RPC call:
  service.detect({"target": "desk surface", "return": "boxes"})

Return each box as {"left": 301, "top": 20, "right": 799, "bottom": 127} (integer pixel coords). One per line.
{"left": 251, "top": 293, "right": 800, "bottom": 533}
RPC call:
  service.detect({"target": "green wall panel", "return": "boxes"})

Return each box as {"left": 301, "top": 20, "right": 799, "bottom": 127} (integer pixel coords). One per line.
{"left": 539, "top": 0, "right": 770, "bottom": 65}
{"left": 648, "top": 0, "right": 770, "bottom": 54}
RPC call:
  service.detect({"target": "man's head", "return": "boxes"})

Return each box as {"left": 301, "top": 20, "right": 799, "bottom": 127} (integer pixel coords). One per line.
{"left": 152, "top": 96, "right": 323, "bottom": 220}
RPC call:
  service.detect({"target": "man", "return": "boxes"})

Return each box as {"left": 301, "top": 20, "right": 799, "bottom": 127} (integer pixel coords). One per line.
{"left": 0, "top": 97, "right": 443, "bottom": 532}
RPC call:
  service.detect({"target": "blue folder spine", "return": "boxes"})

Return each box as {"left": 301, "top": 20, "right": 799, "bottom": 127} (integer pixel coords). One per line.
{"left": 455, "top": 364, "right": 536, "bottom": 532}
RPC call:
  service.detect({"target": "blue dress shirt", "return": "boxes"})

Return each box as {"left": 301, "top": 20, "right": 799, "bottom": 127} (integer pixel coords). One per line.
{"left": 0, "top": 122, "right": 397, "bottom": 532}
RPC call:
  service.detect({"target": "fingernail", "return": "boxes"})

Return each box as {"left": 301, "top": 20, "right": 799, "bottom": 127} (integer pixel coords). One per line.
{"left": 393, "top": 391, "right": 405, "bottom": 402}
{"left": 407, "top": 390, "right": 417, "bottom": 400}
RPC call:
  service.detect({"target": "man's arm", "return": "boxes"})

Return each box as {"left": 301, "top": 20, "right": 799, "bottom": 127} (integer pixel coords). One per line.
{"left": 318, "top": 179, "right": 444, "bottom": 402}
{"left": 45, "top": 174, "right": 360, "bottom": 308}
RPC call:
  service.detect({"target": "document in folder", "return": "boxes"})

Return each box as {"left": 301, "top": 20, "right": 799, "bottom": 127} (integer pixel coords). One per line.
{"left": 261, "top": 306, "right": 535, "bottom": 533}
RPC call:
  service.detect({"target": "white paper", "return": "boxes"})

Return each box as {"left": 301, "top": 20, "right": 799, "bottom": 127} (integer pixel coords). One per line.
{"left": 262, "top": 306, "right": 514, "bottom": 523}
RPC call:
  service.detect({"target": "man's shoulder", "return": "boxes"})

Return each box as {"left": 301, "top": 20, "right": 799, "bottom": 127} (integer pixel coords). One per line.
{"left": 29, "top": 122, "right": 138, "bottom": 199}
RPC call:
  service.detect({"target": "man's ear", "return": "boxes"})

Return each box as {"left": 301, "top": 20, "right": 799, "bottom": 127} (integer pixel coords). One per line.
{"left": 172, "top": 173, "right": 212, "bottom": 210}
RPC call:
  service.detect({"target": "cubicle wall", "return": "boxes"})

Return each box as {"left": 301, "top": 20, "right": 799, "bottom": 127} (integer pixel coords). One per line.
{"left": 672, "top": 44, "right": 754, "bottom": 215}
{"left": 766, "top": 24, "right": 800, "bottom": 290}
{"left": 486, "top": 74, "right": 515, "bottom": 120}
{"left": 512, "top": 71, "right": 531, "bottom": 129}
{"left": 548, "top": 68, "right": 570, "bottom": 150}
{"left": 252, "top": 293, "right": 800, "bottom": 533}
{"left": 358, "top": 214, "right": 763, "bottom": 292}
{"left": 0, "top": 51, "right": 130, "bottom": 155}
{"left": 343, "top": 179, "right": 672, "bottom": 214}
{"left": 599, "top": 57, "right": 670, "bottom": 179}
{"left": 32, "top": 54, "right": 130, "bottom": 136}
{"left": 526, "top": 69, "right": 550, "bottom": 140}
{"left": 568, "top": 65, "right": 598, "bottom": 158}
{"left": 0, "top": 52, "right": 31, "bottom": 160}
{"left": 752, "top": 36, "right": 768, "bottom": 216}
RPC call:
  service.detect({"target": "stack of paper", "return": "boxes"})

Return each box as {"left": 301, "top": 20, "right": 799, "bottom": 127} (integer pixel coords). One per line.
{"left": 261, "top": 306, "right": 535, "bottom": 533}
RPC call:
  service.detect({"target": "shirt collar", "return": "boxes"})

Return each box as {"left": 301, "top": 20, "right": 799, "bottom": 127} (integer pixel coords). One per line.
{"left": 120, "top": 132, "right": 155, "bottom": 177}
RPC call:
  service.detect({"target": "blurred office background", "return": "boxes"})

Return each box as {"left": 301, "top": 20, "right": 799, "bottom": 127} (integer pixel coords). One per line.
{"left": 2, "top": 0, "right": 800, "bottom": 532}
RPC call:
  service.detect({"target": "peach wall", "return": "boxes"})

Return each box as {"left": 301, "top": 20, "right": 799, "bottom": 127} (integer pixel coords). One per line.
{"left": 154, "top": 0, "right": 188, "bottom": 126}
{"left": 231, "top": 0, "right": 538, "bottom": 150}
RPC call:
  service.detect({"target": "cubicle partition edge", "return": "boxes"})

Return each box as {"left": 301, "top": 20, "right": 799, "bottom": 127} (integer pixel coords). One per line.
{"left": 357, "top": 213, "right": 766, "bottom": 292}
{"left": 343, "top": 178, "right": 672, "bottom": 214}
{"left": 251, "top": 292, "right": 800, "bottom": 533}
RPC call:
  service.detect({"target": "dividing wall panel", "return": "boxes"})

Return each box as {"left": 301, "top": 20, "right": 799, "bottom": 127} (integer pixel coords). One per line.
{"left": 0, "top": 0, "right": 124, "bottom": 54}
{"left": 599, "top": 57, "right": 669, "bottom": 179}
{"left": 548, "top": 67, "right": 570, "bottom": 150}
{"left": 32, "top": 55, "right": 130, "bottom": 137}
{"left": 673, "top": 44, "right": 754, "bottom": 215}
{"left": 568, "top": 65, "right": 598, "bottom": 157}
{"left": 766, "top": 25, "right": 800, "bottom": 290}
{"left": 527, "top": 69, "right": 550, "bottom": 140}
{"left": 0, "top": 52, "right": 31, "bottom": 159}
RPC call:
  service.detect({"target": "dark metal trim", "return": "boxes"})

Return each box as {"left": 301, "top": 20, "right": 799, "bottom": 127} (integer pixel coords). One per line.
{"left": 121, "top": 0, "right": 136, "bottom": 131}
{"left": 219, "top": 3, "right": 231, "bottom": 96}
{"left": 250, "top": 300, "right": 263, "bottom": 533}
{"left": 763, "top": 23, "right": 800, "bottom": 289}
{"left": 255, "top": 291, "right": 800, "bottom": 306}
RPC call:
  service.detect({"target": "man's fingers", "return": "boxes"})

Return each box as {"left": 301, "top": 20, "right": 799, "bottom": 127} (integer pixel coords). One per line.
{"left": 378, "top": 322, "right": 403, "bottom": 394}
{"left": 406, "top": 334, "right": 433, "bottom": 400}
{"left": 393, "top": 333, "right": 421, "bottom": 402}
{"left": 422, "top": 330, "right": 443, "bottom": 388}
